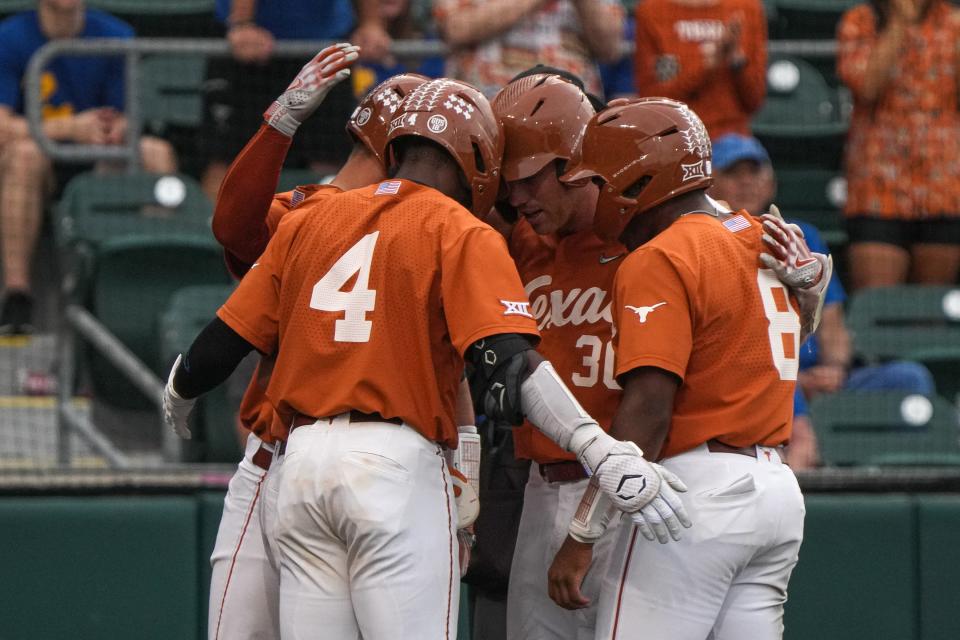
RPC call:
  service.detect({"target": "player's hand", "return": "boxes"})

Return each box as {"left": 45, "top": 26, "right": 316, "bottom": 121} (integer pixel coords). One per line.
{"left": 759, "top": 207, "right": 824, "bottom": 290}
{"left": 594, "top": 442, "right": 691, "bottom": 543}
{"left": 548, "top": 535, "right": 594, "bottom": 610}
{"left": 162, "top": 355, "right": 196, "bottom": 440}
{"left": 449, "top": 466, "right": 480, "bottom": 529}
{"left": 227, "top": 22, "right": 275, "bottom": 63}
{"left": 264, "top": 43, "right": 360, "bottom": 137}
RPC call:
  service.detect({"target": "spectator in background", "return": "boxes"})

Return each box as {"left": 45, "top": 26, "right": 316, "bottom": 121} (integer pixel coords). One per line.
{"left": 352, "top": 0, "right": 444, "bottom": 98}
{"left": 200, "top": 0, "right": 390, "bottom": 200}
{"left": 599, "top": 15, "right": 637, "bottom": 100}
{"left": 710, "top": 133, "right": 935, "bottom": 402}
{"left": 633, "top": 0, "right": 767, "bottom": 136}
{"left": 837, "top": 0, "right": 960, "bottom": 290}
{"left": 433, "top": 0, "right": 624, "bottom": 98}
{"left": 790, "top": 388, "right": 819, "bottom": 470}
{"left": 0, "top": 0, "right": 177, "bottom": 335}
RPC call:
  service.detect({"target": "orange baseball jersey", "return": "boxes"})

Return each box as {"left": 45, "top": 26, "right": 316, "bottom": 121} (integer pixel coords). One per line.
{"left": 218, "top": 179, "right": 540, "bottom": 448}
{"left": 233, "top": 184, "right": 343, "bottom": 443}
{"left": 634, "top": 0, "right": 767, "bottom": 137}
{"left": 612, "top": 212, "right": 799, "bottom": 459}
{"left": 509, "top": 219, "right": 626, "bottom": 463}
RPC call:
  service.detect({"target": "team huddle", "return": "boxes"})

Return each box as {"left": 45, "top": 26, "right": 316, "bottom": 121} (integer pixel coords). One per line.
{"left": 162, "top": 43, "right": 832, "bottom": 640}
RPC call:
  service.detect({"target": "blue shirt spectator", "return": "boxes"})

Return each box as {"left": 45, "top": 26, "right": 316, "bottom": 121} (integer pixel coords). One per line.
{"left": 599, "top": 17, "right": 636, "bottom": 100}
{"left": 215, "top": 0, "right": 355, "bottom": 40}
{"left": 0, "top": 9, "right": 131, "bottom": 115}
{"left": 793, "top": 387, "right": 808, "bottom": 417}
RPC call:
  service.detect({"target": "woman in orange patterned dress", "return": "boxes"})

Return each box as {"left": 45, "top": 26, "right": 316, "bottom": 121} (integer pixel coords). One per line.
{"left": 837, "top": 0, "right": 960, "bottom": 289}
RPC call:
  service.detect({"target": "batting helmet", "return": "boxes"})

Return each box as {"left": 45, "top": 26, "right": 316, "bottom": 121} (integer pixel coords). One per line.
{"left": 385, "top": 78, "right": 504, "bottom": 217}
{"left": 561, "top": 97, "right": 713, "bottom": 242}
{"left": 492, "top": 73, "right": 596, "bottom": 182}
{"left": 346, "top": 73, "right": 428, "bottom": 165}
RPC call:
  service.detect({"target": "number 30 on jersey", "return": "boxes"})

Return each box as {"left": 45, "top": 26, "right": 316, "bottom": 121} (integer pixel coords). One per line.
{"left": 310, "top": 232, "right": 380, "bottom": 343}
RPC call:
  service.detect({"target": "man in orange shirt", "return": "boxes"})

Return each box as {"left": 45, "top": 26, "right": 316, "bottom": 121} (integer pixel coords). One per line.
{"left": 549, "top": 98, "right": 830, "bottom": 638}
{"left": 198, "top": 45, "right": 439, "bottom": 640}
{"left": 633, "top": 0, "right": 767, "bottom": 137}
{"left": 163, "top": 79, "right": 690, "bottom": 638}
{"left": 492, "top": 71, "right": 629, "bottom": 640}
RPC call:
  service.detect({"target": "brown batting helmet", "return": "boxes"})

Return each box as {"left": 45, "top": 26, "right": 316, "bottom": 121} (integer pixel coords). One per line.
{"left": 385, "top": 78, "right": 504, "bottom": 217}
{"left": 492, "top": 73, "right": 596, "bottom": 182}
{"left": 561, "top": 97, "right": 714, "bottom": 242}
{"left": 346, "top": 73, "right": 428, "bottom": 165}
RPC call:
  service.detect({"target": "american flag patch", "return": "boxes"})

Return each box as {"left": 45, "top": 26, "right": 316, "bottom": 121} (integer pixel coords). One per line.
{"left": 375, "top": 180, "right": 402, "bottom": 196}
{"left": 722, "top": 214, "right": 751, "bottom": 233}
{"left": 290, "top": 189, "right": 305, "bottom": 206}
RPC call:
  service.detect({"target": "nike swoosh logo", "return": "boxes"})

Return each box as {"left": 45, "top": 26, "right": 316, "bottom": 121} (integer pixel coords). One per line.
{"left": 599, "top": 253, "right": 626, "bottom": 264}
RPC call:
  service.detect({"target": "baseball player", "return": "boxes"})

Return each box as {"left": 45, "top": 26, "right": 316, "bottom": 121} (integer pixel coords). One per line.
{"left": 200, "top": 44, "right": 440, "bottom": 640}
{"left": 163, "top": 78, "right": 692, "bottom": 639}
{"left": 548, "top": 97, "right": 831, "bottom": 639}
{"left": 490, "top": 71, "right": 628, "bottom": 640}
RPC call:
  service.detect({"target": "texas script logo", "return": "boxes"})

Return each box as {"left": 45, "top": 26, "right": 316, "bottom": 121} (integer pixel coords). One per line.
{"left": 524, "top": 275, "right": 612, "bottom": 330}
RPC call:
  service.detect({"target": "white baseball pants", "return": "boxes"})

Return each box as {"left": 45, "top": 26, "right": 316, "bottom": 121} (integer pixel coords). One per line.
{"left": 595, "top": 444, "right": 805, "bottom": 640}
{"left": 208, "top": 432, "right": 281, "bottom": 640}
{"left": 507, "top": 471, "right": 620, "bottom": 640}
{"left": 275, "top": 414, "right": 459, "bottom": 640}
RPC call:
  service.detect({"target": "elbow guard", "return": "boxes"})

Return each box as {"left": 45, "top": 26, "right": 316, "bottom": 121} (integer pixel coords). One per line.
{"left": 467, "top": 334, "right": 535, "bottom": 425}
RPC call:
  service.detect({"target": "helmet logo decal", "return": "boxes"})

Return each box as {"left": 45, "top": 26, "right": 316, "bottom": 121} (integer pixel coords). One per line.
{"left": 404, "top": 79, "right": 453, "bottom": 112}
{"left": 681, "top": 160, "right": 706, "bottom": 182}
{"left": 443, "top": 95, "right": 475, "bottom": 120}
{"left": 356, "top": 107, "right": 372, "bottom": 126}
{"left": 374, "top": 87, "right": 404, "bottom": 114}
{"left": 427, "top": 114, "right": 448, "bottom": 133}
{"left": 677, "top": 105, "right": 711, "bottom": 159}
{"left": 388, "top": 113, "right": 418, "bottom": 134}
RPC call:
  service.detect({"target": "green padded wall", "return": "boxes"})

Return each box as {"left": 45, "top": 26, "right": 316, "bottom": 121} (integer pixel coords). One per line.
{"left": 0, "top": 497, "right": 199, "bottom": 640}
{"left": 917, "top": 496, "right": 960, "bottom": 640}
{"left": 199, "top": 491, "right": 227, "bottom": 640}
{"left": 785, "top": 495, "right": 918, "bottom": 640}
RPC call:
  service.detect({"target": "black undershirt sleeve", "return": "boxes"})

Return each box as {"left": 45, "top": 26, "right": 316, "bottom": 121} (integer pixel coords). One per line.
{"left": 173, "top": 317, "right": 258, "bottom": 399}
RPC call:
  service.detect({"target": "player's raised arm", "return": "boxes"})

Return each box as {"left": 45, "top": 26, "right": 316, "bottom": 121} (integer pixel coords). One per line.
{"left": 211, "top": 43, "right": 359, "bottom": 269}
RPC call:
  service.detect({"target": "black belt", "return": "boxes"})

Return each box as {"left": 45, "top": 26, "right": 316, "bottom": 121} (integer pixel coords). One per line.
{"left": 539, "top": 460, "right": 589, "bottom": 483}
{"left": 290, "top": 410, "right": 403, "bottom": 431}
{"left": 706, "top": 439, "right": 758, "bottom": 458}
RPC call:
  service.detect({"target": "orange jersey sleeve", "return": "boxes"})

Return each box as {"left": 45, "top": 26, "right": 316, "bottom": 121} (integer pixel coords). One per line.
{"left": 509, "top": 220, "right": 626, "bottom": 463}
{"left": 220, "top": 180, "right": 538, "bottom": 447}
{"left": 612, "top": 213, "right": 798, "bottom": 459}
{"left": 213, "top": 124, "right": 292, "bottom": 274}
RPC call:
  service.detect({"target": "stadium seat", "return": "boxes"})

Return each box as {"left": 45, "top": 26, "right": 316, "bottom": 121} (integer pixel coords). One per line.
{"left": 88, "top": 0, "right": 216, "bottom": 37}
{"left": 810, "top": 391, "right": 960, "bottom": 467}
{"left": 773, "top": 0, "right": 859, "bottom": 39}
{"left": 160, "top": 285, "right": 239, "bottom": 463}
{"left": 0, "top": 0, "right": 30, "bottom": 16}
{"left": 752, "top": 55, "right": 851, "bottom": 170}
{"left": 56, "top": 172, "right": 231, "bottom": 409}
{"left": 140, "top": 54, "right": 207, "bottom": 133}
{"left": 774, "top": 167, "right": 847, "bottom": 246}
{"left": 847, "top": 286, "right": 960, "bottom": 404}
{"left": 89, "top": 0, "right": 214, "bottom": 13}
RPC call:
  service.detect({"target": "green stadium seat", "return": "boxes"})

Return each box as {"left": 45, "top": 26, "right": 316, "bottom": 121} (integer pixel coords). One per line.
{"left": 810, "top": 391, "right": 960, "bottom": 467}
{"left": 56, "top": 172, "right": 231, "bottom": 409}
{"left": 752, "top": 55, "right": 851, "bottom": 170}
{"left": 846, "top": 286, "right": 960, "bottom": 403}
{"left": 160, "top": 285, "right": 241, "bottom": 463}
{"left": 0, "top": 0, "right": 30, "bottom": 15}
{"left": 774, "top": 167, "right": 847, "bottom": 246}
{"left": 140, "top": 54, "right": 207, "bottom": 132}
{"left": 89, "top": 0, "right": 214, "bottom": 15}
{"left": 88, "top": 0, "right": 216, "bottom": 38}
{"left": 773, "top": 0, "right": 859, "bottom": 39}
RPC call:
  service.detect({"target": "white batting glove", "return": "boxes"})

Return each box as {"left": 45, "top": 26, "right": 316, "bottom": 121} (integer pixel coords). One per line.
{"left": 263, "top": 43, "right": 360, "bottom": 137}
{"left": 759, "top": 205, "right": 833, "bottom": 334}
{"left": 162, "top": 354, "right": 196, "bottom": 440}
{"left": 594, "top": 441, "right": 692, "bottom": 543}
{"left": 449, "top": 465, "right": 480, "bottom": 529}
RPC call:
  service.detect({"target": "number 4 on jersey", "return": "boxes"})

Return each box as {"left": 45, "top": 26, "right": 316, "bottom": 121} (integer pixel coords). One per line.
{"left": 310, "top": 231, "right": 380, "bottom": 342}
